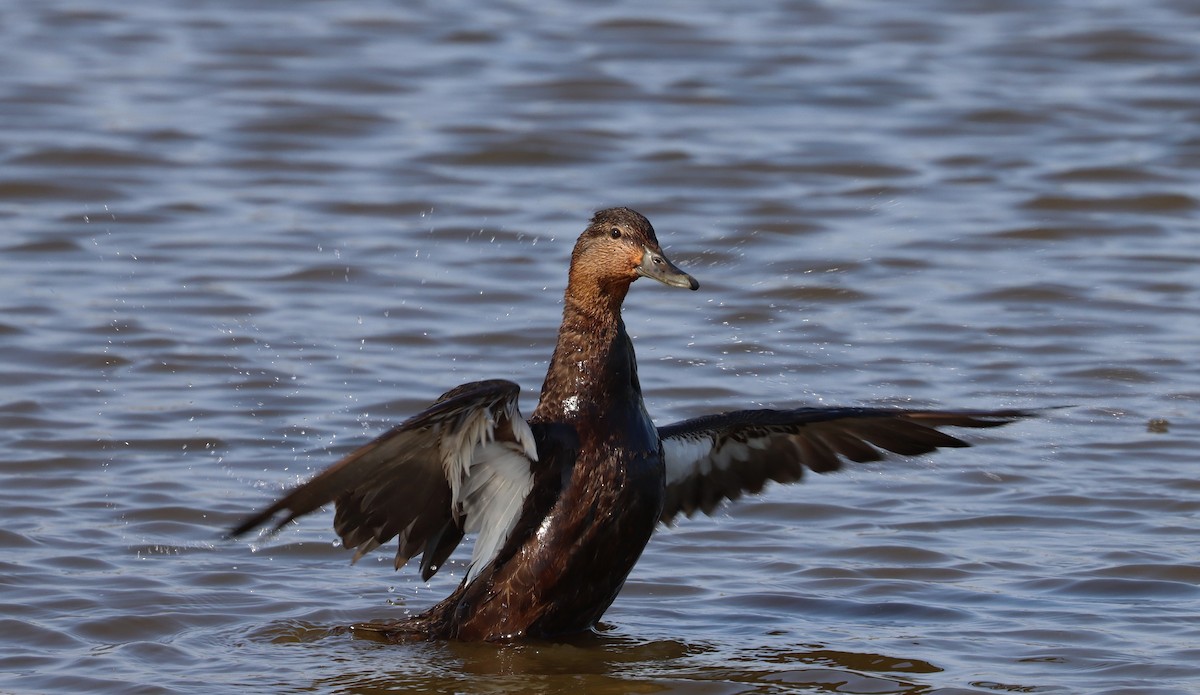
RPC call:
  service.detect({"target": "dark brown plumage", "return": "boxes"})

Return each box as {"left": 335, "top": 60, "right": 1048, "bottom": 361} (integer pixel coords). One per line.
{"left": 228, "top": 207, "right": 1032, "bottom": 642}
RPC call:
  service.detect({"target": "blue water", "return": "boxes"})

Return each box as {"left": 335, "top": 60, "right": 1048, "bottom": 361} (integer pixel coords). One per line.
{"left": 2, "top": 1, "right": 1198, "bottom": 693}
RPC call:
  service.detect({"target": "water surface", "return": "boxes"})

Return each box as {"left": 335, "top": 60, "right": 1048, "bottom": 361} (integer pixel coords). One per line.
{"left": 2, "top": 1, "right": 1198, "bottom": 693}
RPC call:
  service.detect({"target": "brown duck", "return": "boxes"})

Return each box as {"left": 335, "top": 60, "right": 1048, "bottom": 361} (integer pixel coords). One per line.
{"left": 229, "top": 207, "right": 1030, "bottom": 641}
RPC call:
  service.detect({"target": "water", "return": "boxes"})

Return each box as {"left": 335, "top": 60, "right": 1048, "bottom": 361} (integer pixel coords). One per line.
{"left": 2, "top": 1, "right": 1198, "bottom": 692}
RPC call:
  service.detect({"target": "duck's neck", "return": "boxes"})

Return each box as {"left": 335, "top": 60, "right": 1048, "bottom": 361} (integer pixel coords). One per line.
{"left": 531, "top": 282, "right": 642, "bottom": 424}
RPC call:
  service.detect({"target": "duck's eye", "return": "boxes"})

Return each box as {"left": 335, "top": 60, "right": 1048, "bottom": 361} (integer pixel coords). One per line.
{"left": 609, "top": 228, "right": 622, "bottom": 239}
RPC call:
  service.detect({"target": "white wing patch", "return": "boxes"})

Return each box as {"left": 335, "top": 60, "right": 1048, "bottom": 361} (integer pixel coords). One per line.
{"left": 435, "top": 395, "right": 538, "bottom": 581}
{"left": 663, "top": 435, "right": 713, "bottom": 485}
{"left": 662, "top": 432, "right": 771, "bottom": 485}
{"left": 461, "top": 441, "right": 535, "bottom": 581}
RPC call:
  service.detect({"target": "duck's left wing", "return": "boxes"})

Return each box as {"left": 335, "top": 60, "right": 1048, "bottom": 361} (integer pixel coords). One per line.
{"left": 227, "top": 379, "right": 537, "bottom": 582}
{"left": 658, "top": 406, "right": 1032, "bottom": 524}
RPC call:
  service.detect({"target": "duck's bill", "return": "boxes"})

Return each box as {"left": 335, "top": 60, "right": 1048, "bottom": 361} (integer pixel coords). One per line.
{"left": 637, "top": 247, "right": 700, "bottom": 290}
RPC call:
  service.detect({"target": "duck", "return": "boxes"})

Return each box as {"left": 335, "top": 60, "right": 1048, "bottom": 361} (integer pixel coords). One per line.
{"left": 228, "top": 207, "right": 1031, "bottom": 642}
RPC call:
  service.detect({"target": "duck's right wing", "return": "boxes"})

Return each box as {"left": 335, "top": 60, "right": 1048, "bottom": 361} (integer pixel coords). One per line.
{"left": 227, "top": 379, "right": 537, "bottom": 583}
{"left": 657, "top": 406, "right": 1032, "bottom": 524}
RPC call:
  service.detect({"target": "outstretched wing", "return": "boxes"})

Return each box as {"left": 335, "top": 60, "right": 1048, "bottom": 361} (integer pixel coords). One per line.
{"left": 658, "top": 406, "right": 1032, "bottom": 524}
{"left": 228, "top": 379, "right": 538, "bottom": 582}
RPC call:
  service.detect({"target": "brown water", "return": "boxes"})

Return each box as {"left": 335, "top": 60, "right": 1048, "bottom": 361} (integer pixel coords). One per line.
{"left": 2, "top": 1, "right": 1198, "bottom": 693}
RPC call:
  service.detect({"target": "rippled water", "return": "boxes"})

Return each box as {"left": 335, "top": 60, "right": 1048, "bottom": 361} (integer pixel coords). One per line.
{"left": 3, "top": 1, "right": 1198, "bottom": 693}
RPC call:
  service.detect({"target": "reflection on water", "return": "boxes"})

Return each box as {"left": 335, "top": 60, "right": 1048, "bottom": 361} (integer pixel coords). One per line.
{"left": 2, "top": 0, "right": 1199, "bottom": 693}
{"left": 247, "top": 621, "right": 952, "bottom": 695}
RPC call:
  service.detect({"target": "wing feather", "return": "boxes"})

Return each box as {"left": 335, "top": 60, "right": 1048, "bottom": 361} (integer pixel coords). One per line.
{"left": 228, "top": 379, "right": 537, "bottom": 581}
{"left": 659, "top": 406, "right": 1032, "bottom": 523}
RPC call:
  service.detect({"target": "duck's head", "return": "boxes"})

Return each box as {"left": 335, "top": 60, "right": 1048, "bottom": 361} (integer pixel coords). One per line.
{"left": 569, "top": 208, "right": 699, "bottom": 296}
